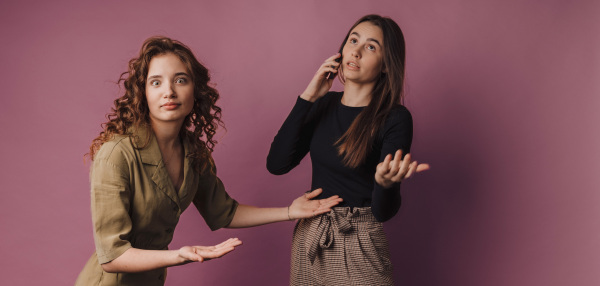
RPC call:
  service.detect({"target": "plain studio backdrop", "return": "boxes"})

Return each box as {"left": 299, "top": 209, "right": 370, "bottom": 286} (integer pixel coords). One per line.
{"left": 0, "top": 0, "right": 598, "bottom": 285}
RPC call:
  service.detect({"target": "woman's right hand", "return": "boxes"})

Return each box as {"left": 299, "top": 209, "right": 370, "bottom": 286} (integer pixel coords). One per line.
{"left": 300, "top": 53, "right": 342, "bottom": 102}
{"left": 178, "top": 238, "right": 242, "bottom": 263}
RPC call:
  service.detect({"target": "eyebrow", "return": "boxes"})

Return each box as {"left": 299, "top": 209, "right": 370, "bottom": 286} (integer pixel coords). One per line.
{"left": 350, "top": 31, "right": 382, "bottom": 47}
{"left": 147, "top": 72, "right": 190, "bottom": 80}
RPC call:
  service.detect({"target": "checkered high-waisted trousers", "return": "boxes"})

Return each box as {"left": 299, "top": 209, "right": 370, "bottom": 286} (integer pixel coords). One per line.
{"left": 290, "top": 207, "right": 394, "bottom": 286}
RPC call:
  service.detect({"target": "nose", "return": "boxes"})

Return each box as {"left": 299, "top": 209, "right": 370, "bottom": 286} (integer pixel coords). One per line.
{"left": 163, "top": 82, "right": 176, "bottom": 98}
{"left": 350, "top": 45, "right": 361, "bottom": 59}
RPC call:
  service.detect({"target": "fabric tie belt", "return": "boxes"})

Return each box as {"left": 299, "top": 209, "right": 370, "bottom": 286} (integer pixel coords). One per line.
{"left": 307, "top": 209, "right": 359, "bottom": 264}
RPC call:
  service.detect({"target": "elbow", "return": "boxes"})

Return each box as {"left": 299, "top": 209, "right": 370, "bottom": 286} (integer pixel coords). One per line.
{"left": 372, "top": 202, "right": 401, "bottom": 222}
{"left": 100, "top": 247, "right": 132, "bottom": 273}
{"left": 372, "top": 210, "right": 397, "bottom": 223}
{"left": 266, "top": 158, "right": 292, "bottom": 175}
{"left": 101, "top": 262, "right": 118, "bottom": 273}
{"left": 267, "top": 165, "right": 290, "bottom": 175}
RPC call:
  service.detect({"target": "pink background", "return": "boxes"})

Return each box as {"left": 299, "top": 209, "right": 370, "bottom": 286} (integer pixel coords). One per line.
{"left": 1, "top": 0, "right": 599, "bottom": 285}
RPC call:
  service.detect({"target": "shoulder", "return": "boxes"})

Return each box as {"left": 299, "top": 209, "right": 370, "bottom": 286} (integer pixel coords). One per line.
{"left": 93, "top": 135, "right": 136, "bottom": 170}
{"left": 320, "top": 91, "right": 342, "bottom": 104}
{"left": 311, "top": 91, "right": 342, "bottom": 111}
{"left": 386, "top": 104, "right": 412, "bottom": 126}
{"left": 377, "top": 104, "right": 414, "bottom": 146}
{"left": 378, "top": 104, "right": 413, "bottom": 139}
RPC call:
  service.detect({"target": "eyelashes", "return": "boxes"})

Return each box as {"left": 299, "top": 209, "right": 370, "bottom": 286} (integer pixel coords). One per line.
{"left": 347, "top": 37, "right": 378, "bottom": 52}
{"left": 148, "top": 77, "right": 188, "bottom": 87}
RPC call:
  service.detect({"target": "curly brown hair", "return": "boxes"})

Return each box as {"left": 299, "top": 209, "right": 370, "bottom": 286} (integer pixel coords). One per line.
{"left": 88, "top": 36, "right": 223, "bottom": 172}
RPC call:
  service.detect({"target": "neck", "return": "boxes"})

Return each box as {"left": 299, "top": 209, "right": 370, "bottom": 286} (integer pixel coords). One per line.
{"left": 341, "top": 81, "right": 375, "bottom": 107}
{"left": 150, "top": 120, "right": 182, "bottom": 150}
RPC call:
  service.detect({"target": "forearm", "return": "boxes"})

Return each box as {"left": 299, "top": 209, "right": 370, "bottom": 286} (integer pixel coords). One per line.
{"left": 101, "top": 248, "right": 184, "bottom": 273}
{"left": 266, "top": 96, "right": 314, "bottom": 175}
{"left": 371, "top": 183, "right": 402, "bottom": 222}
{"left": 226, "top": 204, "right": 289, "bottom": 228}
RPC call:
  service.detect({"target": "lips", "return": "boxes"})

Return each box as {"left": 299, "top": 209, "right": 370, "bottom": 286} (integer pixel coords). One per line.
{"left": 162, "top": 102, "right": 181, "bottom": 110}
{"left": 346, "top": 61, "right": 360, "bottom": 70}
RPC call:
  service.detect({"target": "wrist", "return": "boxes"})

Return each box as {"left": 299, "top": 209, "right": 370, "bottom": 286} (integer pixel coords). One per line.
{"left": 174, "top": 249, "right": 186, "bottom": 265}
{"left": 300, "top": 92, "right": 319, "bottom": 102}
{"left": 377, "top": 180, "right": 401, "bottom": 189}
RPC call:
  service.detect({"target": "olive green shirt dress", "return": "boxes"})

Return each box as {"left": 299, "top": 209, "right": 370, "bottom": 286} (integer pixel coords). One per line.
{"left": 75, "top": 127, "right": 238, "bottom": 285}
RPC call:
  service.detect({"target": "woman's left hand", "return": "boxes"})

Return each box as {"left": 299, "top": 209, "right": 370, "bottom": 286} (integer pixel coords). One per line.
{"left": 375, "top": 150, "right": 430, "bottom": 188}
{"left": 288, "top": 188, "right": 343, "bottom": 220}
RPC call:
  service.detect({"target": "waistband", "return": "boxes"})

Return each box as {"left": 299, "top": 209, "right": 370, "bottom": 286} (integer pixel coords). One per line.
{"left": 306, "top": 207, "right": 377, "bottom": 264}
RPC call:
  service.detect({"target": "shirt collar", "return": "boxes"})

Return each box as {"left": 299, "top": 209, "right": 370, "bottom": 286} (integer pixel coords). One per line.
{"left": 130, "top": 124, "right": 191, "bottom": 166}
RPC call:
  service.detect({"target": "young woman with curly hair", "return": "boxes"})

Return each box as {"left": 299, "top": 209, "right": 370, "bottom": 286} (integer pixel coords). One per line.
{"left": 267, "top": 15, "right": 430, "bottom": 285}
{"left": 75, "top": 36, "right": 342, "bottom": 286}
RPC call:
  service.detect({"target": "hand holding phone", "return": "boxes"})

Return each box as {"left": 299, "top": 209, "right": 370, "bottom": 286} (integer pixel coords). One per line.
{"left": 301, "top": 52, "right": 343, "bottom": 102}
{"left": 326, "top": 50, "right": 343, "bottom": 80}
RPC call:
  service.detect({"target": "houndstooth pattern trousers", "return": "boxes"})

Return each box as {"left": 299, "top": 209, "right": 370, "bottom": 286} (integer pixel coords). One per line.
{"left": 290, "top": 207, "right": 394, "bottom": 286}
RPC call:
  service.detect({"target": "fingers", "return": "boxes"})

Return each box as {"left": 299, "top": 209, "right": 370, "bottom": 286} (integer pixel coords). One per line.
{"left": 375, "top": 150, "right": 431, "bottom": 187}
{"left": 312, "top": 204, "right": 336, "bottom": 216}
{"left": 304, "top": 188, "right": 323, "bottom": 199}
{"left": 323, "top": 53, "right": 342, "bottom": 70}
{"left": 377, "top": 153, "right": 393, "bottom": 176}
{"left": 416, "top": 163, "right": 430, "bottom": 172}
{"left": 199, "top": 238, "right": 242, "bottom": 253}
{"left": 312, "top": 208, "right": 332, "bottom": 216}
{"left": 388, "top": 150, "right": 404, "bottom": 175}
{"left": 311, "top": 195, "right": 343, "bottom": 215}
{"left": 199, "top": 247, "right": 235, "bottom": 260}
{"left": 390, "top": 153, "right": 411, "bottom": 182}
{"left": 214, "top": 238, "right": 242, "bottom": 249}
{"left": 322, "top": 65, "right": 339, "bottom": 79}
{"left": 319, "top": 196, "right": 343, "bottom": 208}
{"left": 321, "top": 195, "right": 342, "bottom": 203}
{"left": 302, "top": 54, "right": 342, "bottom": 101}
{"left": 404, "top": 161, "right": 418, "bottom": 179}
{"left": 196, "top": 238, "right": 243, "bottom": 260}
{"left": 402, "top": 160, "right": 430, "bottom": 179}
{"left": 325, "top": 53, "right": 342, "bottom": 62}
{"left": 322, "top": 200, "right": 342, "bottom": 210}
{"left": 290, "top": 191, "right": 343, "bottom": 219}
{"left": 320, "top": 54, "right": 341, "bottom": 78}
{"left": 399, "top": 153, "right": 411, "bottom": 176}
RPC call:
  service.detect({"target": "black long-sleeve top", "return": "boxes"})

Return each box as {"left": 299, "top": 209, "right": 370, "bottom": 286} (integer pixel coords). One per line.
{"left": 267, "top": 92, "right": 413, "bottom": 222}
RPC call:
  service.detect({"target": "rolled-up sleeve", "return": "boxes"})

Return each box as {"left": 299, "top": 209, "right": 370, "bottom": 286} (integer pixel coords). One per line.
{"left": 193, "top": 165, "right": 238, "bottom": 231}
{"left": 90, "top": 157, "right": 133, "bottom": 264}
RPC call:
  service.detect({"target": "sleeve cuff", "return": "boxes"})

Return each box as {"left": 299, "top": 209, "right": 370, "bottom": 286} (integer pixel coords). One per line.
{"left": 96, "top": 243, "right": 132, "bottom": 264}
{"left": 209, "top": 200, "right": 239, "bottom": 231}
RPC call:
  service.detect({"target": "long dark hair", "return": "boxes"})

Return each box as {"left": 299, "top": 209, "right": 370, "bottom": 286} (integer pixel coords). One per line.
{"left": 335, "top": 14, "right": 407, "bottom": 168}
{"left": 88, "top": 36, "right": 223, "bottom": 172}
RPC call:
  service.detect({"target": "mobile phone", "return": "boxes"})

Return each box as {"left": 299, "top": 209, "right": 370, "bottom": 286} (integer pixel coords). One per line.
{"left": 326, "top": 49, "right": 343, "bottom": 80}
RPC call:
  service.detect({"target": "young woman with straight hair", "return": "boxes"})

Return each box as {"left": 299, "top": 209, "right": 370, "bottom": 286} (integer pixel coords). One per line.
{"left": 267, "top": 14, "right": 430, "bottom": 285}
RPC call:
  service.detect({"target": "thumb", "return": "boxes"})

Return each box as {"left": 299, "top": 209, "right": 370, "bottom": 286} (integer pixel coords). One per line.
{"left": 191, "top": 248, "right": 203, "bottom": 262}
{"left": 416, "top": 164, "right": 431, "bottom": 172}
